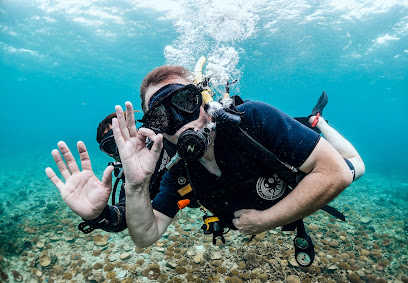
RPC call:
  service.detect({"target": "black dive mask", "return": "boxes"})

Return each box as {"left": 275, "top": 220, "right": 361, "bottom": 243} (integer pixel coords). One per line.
{"left": 99, "top": 129, "right": 119, "bottom": 157}
{"left": 177, "top": 126, "right": 213, "bottom": 161}
{"left": 139, "top": 84, "right": 202, "bottom": 135}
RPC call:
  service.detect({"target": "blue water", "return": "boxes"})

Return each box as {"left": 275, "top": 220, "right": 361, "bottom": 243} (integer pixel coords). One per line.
{"left": 0, "top": 1, "right": 407, "bottom": 282}
{"left": 1, "top": 0, "right": 407, "bottom": 170}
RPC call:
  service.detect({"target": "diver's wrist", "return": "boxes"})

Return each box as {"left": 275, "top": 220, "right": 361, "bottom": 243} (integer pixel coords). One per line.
{"left": 125, "top": 181, "right": 150, "bottom": 196}
{"left": 259, "top": 209, "right": 278, "bottom": 230}
{"left": 82, "top": 205, "right": 109, "bottom": 221}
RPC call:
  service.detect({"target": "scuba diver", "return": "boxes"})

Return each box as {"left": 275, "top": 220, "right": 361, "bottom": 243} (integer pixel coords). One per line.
{"left": 72, "top": 112, "right": 176, "bottom": 233}
{"left": 45, "top": 58, "right": 365, "bottom": 267}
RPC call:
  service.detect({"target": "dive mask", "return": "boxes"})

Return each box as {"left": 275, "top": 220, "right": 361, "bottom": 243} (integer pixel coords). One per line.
{"left": 99, "top": 129, "right": 119, "bottom": 157}
{"left": 139, "top": 84, "right": 202, "bottom": 135}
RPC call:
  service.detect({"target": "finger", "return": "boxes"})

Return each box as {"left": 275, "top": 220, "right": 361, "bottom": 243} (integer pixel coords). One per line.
{"left": 135, "top": 127, "right": 157, "bottom": 148}
{"left": 45, "top": 167, "right": 64, "bottom": 192}
{"left": 101, "top": 165, "right": 114, "bottom": 192}
{"left": 58, "top": 141, "right": 80, "bottom": 174}
{"left": 51, "top": 148, "right": 71, "bottom": 181}
{"left": 125, "top": 101, "right": 137, "bottom": 138}
{"left": 149, "top": 133, "right": 163, "bottom": 158}
{"left": 112, "top": 118, "right": 125, "bottom": 150}
{"left": 115, "top": 105, "right": 130, "bottom": 140}
{"left": 138, "top": 127, "right": 158, "bottom": 137}
{"left": 234, "top": 210, "right": 243, "bottom": 218}
{"left": 77, "top": 141, "right": 92, "bottom": 171}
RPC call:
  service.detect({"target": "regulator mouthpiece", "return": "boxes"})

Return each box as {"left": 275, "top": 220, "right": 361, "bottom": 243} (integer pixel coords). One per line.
{"left": 177, "top": 129, "right": 209, "bottom": 161}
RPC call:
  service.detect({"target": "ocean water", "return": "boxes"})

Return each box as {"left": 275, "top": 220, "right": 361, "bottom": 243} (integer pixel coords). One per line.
{"left": 0, "top": 0, "right": 407, "bottom": 282}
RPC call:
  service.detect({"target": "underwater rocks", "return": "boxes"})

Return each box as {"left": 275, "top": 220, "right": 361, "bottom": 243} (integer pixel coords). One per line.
{"left": 12, "top": 270, "right": 23, "bottom": 281}
{"left": 360, "top": 216, "right": 372, "bottom": 224}
{"left": 0, "top": 172, "right": 407, "bottom": 282}
{"left": 142, "top": 263, "right": 161, "bottom": 280}
{"left": 93, "top": 234, "right": 109, "bottom": 246}
{"left": 210, "top": 249, "right": 223, "bottom": 260}
{"left": 0, "top": 269, "right": 9, "bottom": 281}
{"left": 288, "top": 257, "right": 299, "bottom": 267}
{"left": 39, "top": 254, "right": 51, "bottom": 267}
{"left": 119, "top": 252, "right": 131, "bottom": 260}
{"left": 286, "top": 275, "right": 301, "bottom": 283}
{"left": 185, "top": 245, "right": 206, "bottom": 263}
{"left": 0, "top": 210, "right": 404, "bottom": 282}
{"left": 23, "top": 240, "right": 32, "bottom": 250}
{"left": 35, "top": 241, "right": 45, "bottom": 249}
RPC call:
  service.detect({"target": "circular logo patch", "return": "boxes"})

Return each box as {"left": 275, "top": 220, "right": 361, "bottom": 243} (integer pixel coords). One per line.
{"left": 177, "top": 177, "right": 186, "bottom": 185}
{"left": 256, "top": 174, "right": 286, "bottom": 200}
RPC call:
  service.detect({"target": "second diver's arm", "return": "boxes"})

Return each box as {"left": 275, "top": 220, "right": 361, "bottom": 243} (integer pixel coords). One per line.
{"left": 89, "top": 183, "right": 128, "bottom": 232}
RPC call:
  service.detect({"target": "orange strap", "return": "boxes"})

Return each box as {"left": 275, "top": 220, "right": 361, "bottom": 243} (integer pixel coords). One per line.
{"left": 311, "top": 112, "right": 320, "bottom": 127}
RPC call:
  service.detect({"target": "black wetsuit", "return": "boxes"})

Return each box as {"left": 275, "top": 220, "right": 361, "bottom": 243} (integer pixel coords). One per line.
{"left": 151, "top": 101, "right": 320, "bottom": 227}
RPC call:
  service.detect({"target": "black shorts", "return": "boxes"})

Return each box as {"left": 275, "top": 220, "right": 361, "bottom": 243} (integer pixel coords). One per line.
{"left": 344, "top": 158, "right": 356, "bottom": 181}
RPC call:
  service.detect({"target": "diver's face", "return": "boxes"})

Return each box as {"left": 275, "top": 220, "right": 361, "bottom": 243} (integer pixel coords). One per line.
{"left": 100, "top": 124, "right": 120, "bottom": 162}
{"left": 144, "top": 78, "right": 212, "bottom": 145}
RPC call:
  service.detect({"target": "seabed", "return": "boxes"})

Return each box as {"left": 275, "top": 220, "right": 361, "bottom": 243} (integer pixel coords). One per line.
{"left": 0, "top": 162, "right": 407, "bottom": 283}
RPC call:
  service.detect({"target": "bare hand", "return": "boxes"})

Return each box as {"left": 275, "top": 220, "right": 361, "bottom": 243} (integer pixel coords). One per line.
{"left": 112, "top": 101, "right": 163, "bottom": 189}
{"left": 45, "top": 141, "right": 114, "bottom": 220}
{"left": 232, "top": 209, "right": 271, "bottom": 235}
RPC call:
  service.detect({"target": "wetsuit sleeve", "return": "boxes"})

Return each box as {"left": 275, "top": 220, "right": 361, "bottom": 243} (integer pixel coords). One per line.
{"left": 82, "top": 184, "right": 127, "bottom": 232}
{"left": 238, "top": 101, "right": 320, "bottom": 168}
{"left": 151, "top": 170, "right": 182, "bottom": 218}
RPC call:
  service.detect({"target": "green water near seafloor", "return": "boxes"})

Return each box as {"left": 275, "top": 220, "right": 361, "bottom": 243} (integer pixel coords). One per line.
{"left": 0, "top": 159, "right": 407, "bottom": 282}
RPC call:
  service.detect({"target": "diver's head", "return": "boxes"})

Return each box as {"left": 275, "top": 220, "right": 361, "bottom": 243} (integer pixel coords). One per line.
{"left": 96, "top": 112, "right": 117, "bottom": 144}
{"left": 140, "top": 67, "right": 212, "bottom": 145}
{"left": 140, "top": 66, "right": 194, "bottom": 113}
{"left": 99, "top": 129, "right": 120, "bottom": 161}
{"left": 97, "top": 113, "right": 121, "bottom": 161}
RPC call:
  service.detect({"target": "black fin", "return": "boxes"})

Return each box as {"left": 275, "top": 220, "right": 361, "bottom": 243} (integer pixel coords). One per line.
{"left": 311, "top": 91, "right": 328, "bottom": 116}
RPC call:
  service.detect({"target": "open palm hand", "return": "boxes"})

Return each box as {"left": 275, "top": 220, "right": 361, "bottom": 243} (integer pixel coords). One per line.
{"left": 45, "top": 141, "right": 114, "bottom": 220}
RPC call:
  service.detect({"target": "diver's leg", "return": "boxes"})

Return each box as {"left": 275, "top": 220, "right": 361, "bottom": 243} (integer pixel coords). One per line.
{"left": 308, "top": 116, "right": 365, "bottom": 180}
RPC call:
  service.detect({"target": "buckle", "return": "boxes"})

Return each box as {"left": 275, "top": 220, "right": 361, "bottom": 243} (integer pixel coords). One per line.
{"left": 78, "top": 222, "right": 97, "bottom": 234}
